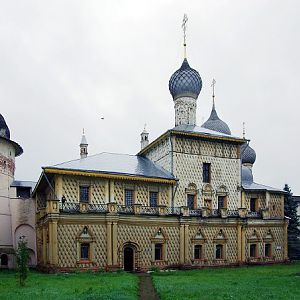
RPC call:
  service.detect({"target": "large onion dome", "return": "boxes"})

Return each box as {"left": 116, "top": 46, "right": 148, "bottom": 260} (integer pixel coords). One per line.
{"left": 241, "top": 143, "right": 256, "bottom": 165}
{"left": 241, "top": 165, "right": 253, "bottom": 183}
{"left": 0, "top": 113, "right": 23, "bottom": 156}
{"left": 202, "top": 103, "right": 231, "bottom": 135}
{"left": 0, "top": 114, "right": 10, "bottom": 139}
{"left": 169, "top": 58, "right": 202, "bottom": 100}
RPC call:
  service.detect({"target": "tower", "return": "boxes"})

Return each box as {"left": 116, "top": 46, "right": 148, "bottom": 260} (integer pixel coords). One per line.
{"left": 80, "top": 129, "right": 88, "bottom": 159}
{"left": 168, "top": 15, "right": 202, "bottom": 126}
{"left": 140, "top": 125, "right": 149, "bottom": 150}
{"left": 0, "top": 114, "right": 23, "bottom": 268}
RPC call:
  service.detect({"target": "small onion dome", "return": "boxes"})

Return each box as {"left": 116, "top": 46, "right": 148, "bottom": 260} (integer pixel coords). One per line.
{"left": 169, "top": 58, "right": 202, "bottom": 100}
{"left": 0, "top": 113, "right": 23, "bottom": 156}
{"left": 241, "top": 143, "right": 256, "bottom": 165}
{"left": 242, "top": 165, "right": 253, "bottom": 183}
{"left": 202, "top": 104, "right": 231, "bottom": 135}
{"left": 0, "top": 113, "right": 10, "bottom": 139}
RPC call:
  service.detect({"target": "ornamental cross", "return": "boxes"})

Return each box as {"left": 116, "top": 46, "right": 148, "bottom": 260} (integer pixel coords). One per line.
{"left": 211, "top": 79, "right": 216, "bottom": 98}
{"left": 182, "top": 14, "right": 188, "bottom": 45}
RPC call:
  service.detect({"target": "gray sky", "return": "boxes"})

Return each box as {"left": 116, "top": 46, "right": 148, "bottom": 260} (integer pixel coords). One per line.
{"left": 1, "top": 0, "right": 299, "bottom": 194}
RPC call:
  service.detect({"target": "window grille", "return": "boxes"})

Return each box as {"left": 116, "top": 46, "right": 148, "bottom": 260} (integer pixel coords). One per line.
{"left": 125, "top": 189, "right": 134, "bottom": 207}
{"left": 80, "top": 186, "right": 89, "bottom": 203}
{"left": 149, "top": 191, "right": 158, "bottom": 207}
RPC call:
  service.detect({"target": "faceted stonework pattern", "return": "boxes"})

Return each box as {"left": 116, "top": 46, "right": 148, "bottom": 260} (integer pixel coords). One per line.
{"left": 189, "top": 225, "right": 238, "bottom": 263}
{"left": 136, "top": 184, "right": 149, "bottom": 206}
{"left": 117, "top": 223, "right": 180, "bottom": 268}
{"left": 245, "top": 192, "right": 266, "bottom": 210}
{"left": 62, "top": 176, "right": 78, "bottom": 201}
{"left": 57, "top": 224, "right": 107, "bottom": 268}
{"left": 91, "top": 180, "right": 106, "bottom": 203}
{"left": 144, "top": 137, "right": 171, "bottom": 172}
{"left": 269, "top": 194, "right": 284, "bottom": 218}
{"left": 173, "top": 152, "right": 240, "bottom": 208}
{"left": 114, "top": 181, "right": 124, "bottom": 204}
{"left": 245, "top": 225, "right": 285, "bottom": 261}
{"left": 159, "top": 185, "right": 170, "bottom": 206}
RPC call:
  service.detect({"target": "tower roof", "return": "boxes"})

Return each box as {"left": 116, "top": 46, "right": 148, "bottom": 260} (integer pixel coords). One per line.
{"left": 202, "top": 103, "right": 231, "bottom": 135}
{"left": 169, "top": 59, "right": 202, "bottom": 100}
{"left": 0, "top": 113, "right": 23, "bottom": 156}
{"left": 241, "top": 143, "right": 256, "bottom": 165}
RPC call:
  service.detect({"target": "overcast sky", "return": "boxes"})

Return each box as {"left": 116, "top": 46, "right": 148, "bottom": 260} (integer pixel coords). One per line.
{"left": 1, "top": 0, "right": 299, "bottom": 194}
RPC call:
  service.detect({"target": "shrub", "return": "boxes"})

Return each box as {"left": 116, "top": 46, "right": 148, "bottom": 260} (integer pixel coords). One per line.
{"left": 16, "top": 236, "right": 30, "bottom": 286}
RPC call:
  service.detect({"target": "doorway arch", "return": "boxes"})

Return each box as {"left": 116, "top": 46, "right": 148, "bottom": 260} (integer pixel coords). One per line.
{"left": 123, "top": 246, "right": 134, "bottom": 272}
{"left": 0, "top": 254, "right": 8, "bottom": 267}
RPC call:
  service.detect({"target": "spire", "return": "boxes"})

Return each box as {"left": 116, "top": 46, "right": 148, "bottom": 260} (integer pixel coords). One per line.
{"left": 80, "top": 128, "right": 88, "bottom": 159}
{"left": 140, "top": 124, "right": 149, "bottom": 150}
{"left": 211, "top": 78, "right": 216, "bottom": 109}
{"left": 182, "top": 14, "right": 188, "bottom": 59}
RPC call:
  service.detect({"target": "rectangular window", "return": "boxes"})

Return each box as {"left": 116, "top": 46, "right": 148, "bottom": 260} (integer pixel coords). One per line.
{"left": 80, "top": 186, "right": 89, "bottom": 203}
{"left": 215, "top": 244, "right": 223, "bottom": 259}
{"left": 203, "top": 163, "right": 211, "bottom": 183}
{"left": 250, "top": 244, "right": 257, "bottom": 258}
{"left": 250, "top": 198, "right": 257, "bottom": 212}
{"left": 80, "top": 243, "right": 90, "bottom": 260}
{"left": 264, "top": 243, "right": 272, "bottom": 257}
{"left": 218, "top": 196, "right": 226, "bottom": 210}
{"left": 149, "top": 191, "right": 158, "bottom": 207}
{"left": 155, "top": 243, "right": 163, "bottom": 261}
{"left": 125, "top": 189, "right": 134, "bottom": 207}
{"left": 194, "top": 244, "right": 202, "bottom": 259}
{"left": 187, "top": 194, "right": 195, "bottom": 210}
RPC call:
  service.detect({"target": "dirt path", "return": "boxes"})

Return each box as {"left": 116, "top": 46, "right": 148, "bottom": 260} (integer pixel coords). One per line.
{"left": 138, "top": 273, "right": 160, "bottom": 300}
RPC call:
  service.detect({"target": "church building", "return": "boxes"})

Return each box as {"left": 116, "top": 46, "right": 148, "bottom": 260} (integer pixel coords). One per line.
{"left": 33, "top": 33, "right": 288, "bottom": 271}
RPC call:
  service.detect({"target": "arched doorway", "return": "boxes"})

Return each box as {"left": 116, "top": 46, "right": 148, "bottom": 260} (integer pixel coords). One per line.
{"left": 123, "top": 246, "right": 134, "bottom": 272}
{"left": 0, "top": 254, "right": 8, "bottom": 267}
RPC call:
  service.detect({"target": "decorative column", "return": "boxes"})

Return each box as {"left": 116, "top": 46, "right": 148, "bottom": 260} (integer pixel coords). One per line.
{"left": 109, "top": 180, "right": 115, "bottom": 203}
{"left": 104, "top": 180, "right": 109, "bottom": 203}
{"left": 184, "top": 224, "right": 189, "bottom": 263}
{"left": 106, "top": 221, "right": 112, "bottom": 265}
{"left": 179, "top": 224, "right": 185, "bottom": 264}
{"left": 55, "top": 175, "right": 63, "bottom": 200}
{"left": 241, "top": 225, "right": 246, "bottom": 262}
{"left": 48, "top": 220, "right": 58, "bottom": 265}
{"left": 112, "top": 222, "right": 118, "bottom": 266}
{"left": 284, "top": 220, "right": 289, "bottom": 260}
{"left": 42, "top": 226, "right": 47, "bottom": 264}
{"left": 237, "top": 223, "right": 242, "bottom": 262}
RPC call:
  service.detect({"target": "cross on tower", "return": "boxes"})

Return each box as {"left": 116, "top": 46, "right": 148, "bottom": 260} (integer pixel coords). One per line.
{"left": 182, "top": 14, "right": 188, "bottom": 58}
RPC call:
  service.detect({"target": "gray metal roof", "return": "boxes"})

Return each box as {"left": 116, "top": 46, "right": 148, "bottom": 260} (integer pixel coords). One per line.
{"left": 11, "top": 180, "right": 36, "bottom": 190}
{"left": 242, "top": 181, "right": 284, "bottom": 193}
{"left": 46, "top": 152, "right": 175, "bottom": 180}
{"left": 201, "top": 104, "right": 231, "bottom": 135}
{"left": 171, "top": 124, "right": 242, "bottom": 140}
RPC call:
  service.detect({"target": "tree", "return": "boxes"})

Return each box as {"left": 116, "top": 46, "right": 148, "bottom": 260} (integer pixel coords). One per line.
{"left": 16, "top": 236, "right": 30, "bottom": 286}
{"left": 283, "top": 184, "right": 300, "bottom": 259}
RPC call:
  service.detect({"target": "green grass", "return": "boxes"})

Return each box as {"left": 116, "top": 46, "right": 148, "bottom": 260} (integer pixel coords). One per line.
{"left": 152, "top": 263, "right": 300, "bottom": 300}
{"left": 0, "top": 270, "right": 138, "bottom": 300}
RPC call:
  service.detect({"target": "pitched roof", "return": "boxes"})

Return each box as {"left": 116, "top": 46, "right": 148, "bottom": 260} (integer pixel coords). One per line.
{"left": 11, "top": 180, "right": 36, "bottom": 190}
{"left": 242, "top": 181, "right": 284, "bottom": 193}
{"left": 44, "top": 152, "right": 175, "bottom": 181}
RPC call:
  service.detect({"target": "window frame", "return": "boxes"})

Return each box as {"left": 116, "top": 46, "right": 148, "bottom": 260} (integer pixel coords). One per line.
{"left": 79, "top": 186, "right": 90, "bottom": 203}
{"left": 250, "top": 198, "right": 258, "bottom": 212}
{"left": 80, "top": 243, "right": 90, "bottom": 261}
{"left": 149, "top": 191, "right": 158, "bottom": 207}
{"left": 215, "top": 244, "right": 224, "bottom": 260}
{"left": 187, "top": 194, "right": 196, "bottom": 210}
{"left": 217, "top": 195, "right": 227, "bottom": 210}
{"left": 194, "top": 244, "right": 203, "bottom": 260}
{"left": 124, "top": 189, "right": 134, "bottom": 207}
{"left": 264, "top": 243, "right": 272, "bottom": 258}
{"left": 154, "top": 243, "right": 163, "bottom": 261}
{"left": 249, "top": 243, "right": 258, "bottom": 258}
{"left": 202, "top": 163, "right": 211, "bottom": 183}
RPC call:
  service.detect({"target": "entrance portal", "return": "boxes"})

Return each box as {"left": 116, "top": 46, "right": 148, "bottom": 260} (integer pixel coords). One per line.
{"left": 123, "top": 246, "right": 134, "bottom": 271}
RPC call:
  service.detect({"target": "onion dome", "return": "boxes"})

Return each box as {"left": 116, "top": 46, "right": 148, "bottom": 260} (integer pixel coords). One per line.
{"left": 0, "top": 114, "right": 10, "bottom": 139}
{"left": 241, "top": 143, "right": 256, "bottom": 165}
{"left": 169, "top": 58, "right": 202, "bottom": 100}
{"left": 202, "top": 103, "right": 231, "bottom": 135}
{"left": 0, "top": 113, "right": 23, "bottom": 156}
{"left": 242, "top": 165, "right": 253, "bottom": 183}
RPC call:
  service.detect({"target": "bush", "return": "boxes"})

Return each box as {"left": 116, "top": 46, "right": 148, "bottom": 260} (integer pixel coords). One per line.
{"left": 16, "top": 237, "right": 30, "bottom": 286}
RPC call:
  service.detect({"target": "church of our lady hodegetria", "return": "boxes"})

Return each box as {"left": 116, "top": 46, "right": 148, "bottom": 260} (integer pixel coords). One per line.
{"left": 33, "top": 44, "right": 288, "bottom": 272}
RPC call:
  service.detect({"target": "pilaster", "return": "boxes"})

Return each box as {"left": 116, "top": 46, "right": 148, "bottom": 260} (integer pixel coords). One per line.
{"left": 106, "top": 221, "right": 112, "bottom": 265}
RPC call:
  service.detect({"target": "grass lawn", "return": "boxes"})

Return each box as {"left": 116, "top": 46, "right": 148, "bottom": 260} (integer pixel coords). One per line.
{"left": 0, "top": 270, "right": 138, "bottom": 300}
{"left": 152, "top": 263, "right": 300, "bottom": 300}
